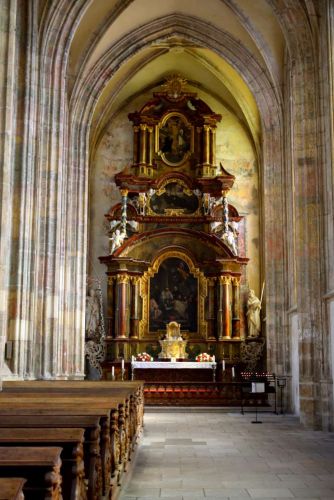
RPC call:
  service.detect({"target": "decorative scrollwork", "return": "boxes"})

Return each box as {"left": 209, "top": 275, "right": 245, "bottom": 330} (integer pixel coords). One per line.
{"left": 240, "top": 339, "right": 265, "bottom": 371}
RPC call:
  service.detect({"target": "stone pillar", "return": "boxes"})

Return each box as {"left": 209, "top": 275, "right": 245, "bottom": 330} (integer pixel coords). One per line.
{"left": 115, "top": 275, "right": 130, "bottom": 339}
{"left": 0, "top": 0, "right": 19, "bottom": 380}
{"left": 231, "top": 278, "right": 241, "bottom": 339}
{"left": 130, "top": 277, "right": 140, "bottom": 339}
{"left": 221, "top": 276, "right": 231, "bottom": 339}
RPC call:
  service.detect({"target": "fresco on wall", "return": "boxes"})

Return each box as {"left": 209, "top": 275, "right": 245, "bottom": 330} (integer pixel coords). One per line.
{"left": 149, "top": 257, "right": 198, "bottom": 332}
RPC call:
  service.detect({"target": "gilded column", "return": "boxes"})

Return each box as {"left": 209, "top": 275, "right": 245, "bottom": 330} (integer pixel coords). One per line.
{"left": 220, "top": 276, "right": 231, "bottom": 339}
{"left": 195, "top": 126, "right": 202, "bottom": 164}
{"left": 216, "top": 278, "right": 223, "bottom": 340}
{"left": 133, "top": 126, "right": 139, "bottom": 164}
{"left": 107, "top": 276, "right": 115, "bottom": 338}
{"left": 231, "top": 277, "right": 241, "bottom": 339}
{"left": 206, "top": 278, "right": 216, "bottom": 340}
{"left": 210, "top": 128, "right": 216, "bottom": 166}
{"left": 130, "top": 277, "right": 140, "bottom": 339}
{"left": 203, "top": 125, "right": 210, "bottom": 165}
{"left": 139, "top": 124, "right": 147, "bottom": 165}
{"left": 115, "top": 274, "right": 130, "bottom": 338}
{"left": 147, "top": 126, "right": 153, "bottom": 166}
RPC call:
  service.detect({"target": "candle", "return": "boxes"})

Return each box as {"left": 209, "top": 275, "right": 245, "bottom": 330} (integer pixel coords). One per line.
{"left": 222, "top": 359, "right": 225, "bottom": 371}
{"left": 121, "top": 359, "right": 124, "bottom": 371}
{"left": 111, "top": 366, "right": 115, "bottom": 378}
{"left": 212, "top": 355, "right": 215, "bottom": 362}
{"left": 232, "top": 366, "right": 235, "bottom": 378}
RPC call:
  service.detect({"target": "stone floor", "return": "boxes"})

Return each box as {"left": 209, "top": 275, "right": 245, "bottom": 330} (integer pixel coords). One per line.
{"left": 120, "top": 409, "right": 334, "bottom": 500}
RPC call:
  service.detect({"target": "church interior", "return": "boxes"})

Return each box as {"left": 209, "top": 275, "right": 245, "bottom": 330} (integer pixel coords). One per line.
{"left": 0, "top": 0, "right": 334, "bottom": 498}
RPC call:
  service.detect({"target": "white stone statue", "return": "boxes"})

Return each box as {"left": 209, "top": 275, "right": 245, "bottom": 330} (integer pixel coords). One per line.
{"left": 110, "top": 228, "right": 126, "bottom": 254}
{"left": 210, "top": 221, "right": 222, "bottom": 233}
{"left": 247, "top": 289, "right": 261, "bottom": 338}
{"left": 222, "top": 228, "right": 238, "bottom": 255}
{"left": 85, "top": 288, "right": 100, "bottom": 339}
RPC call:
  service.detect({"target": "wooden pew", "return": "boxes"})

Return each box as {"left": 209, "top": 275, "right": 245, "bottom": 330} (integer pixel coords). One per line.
{"left": 0, "top": 428, "right": 86, "bottom": 500}
{"left": 0, "top": 382, "right": 144, "bottom": 498}
{"left": 0, "top": 398, "right": 125, "bottom": 499}
{"left": 0, "top": 412, "right": 105, "bottom": 500}
{"left": 2, "top": 381, "right": 144, "bottom": 447}
{"left": 0, "top": 478, "right": 26, "bottom": 500}
{"left": 0, "top": 447, "right": 62, "bottom": 500}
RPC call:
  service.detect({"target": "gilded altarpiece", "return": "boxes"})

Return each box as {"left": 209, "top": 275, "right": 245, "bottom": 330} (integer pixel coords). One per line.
{"left": 99, "top": 76, "right": 249, "bottom": 367}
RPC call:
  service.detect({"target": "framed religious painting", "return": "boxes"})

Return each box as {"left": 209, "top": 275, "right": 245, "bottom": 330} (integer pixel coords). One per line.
{"left": 157, "top": 112, "right": 193, "bottom": 166}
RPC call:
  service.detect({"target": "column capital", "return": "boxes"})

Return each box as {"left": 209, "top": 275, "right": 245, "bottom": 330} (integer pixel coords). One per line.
{"left": 116, "top": 274, "right": 130, "bottom": 284}
{"left": 231, "top": 277, "right": 241, "bottom": 286}
{"left": 219, "top": 275, "right": 231, "bottom": 285}
{"left": 120, "top": 188, "right": 128, "bottom": 197}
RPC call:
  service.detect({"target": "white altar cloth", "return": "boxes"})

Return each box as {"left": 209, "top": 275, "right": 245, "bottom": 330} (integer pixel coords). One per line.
{"left": 131, "top": 361, "right": 216, "bottom": 369}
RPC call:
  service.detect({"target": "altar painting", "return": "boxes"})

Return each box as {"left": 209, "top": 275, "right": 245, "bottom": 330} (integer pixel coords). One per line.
{"left": 159, "top": 114, "right": 191, "bottom": 165}
{"left": 149, "top": 182, "right": 199, "bottom": 215}
{"left": 149, "top": 257, "right": 198, "bottom": 332}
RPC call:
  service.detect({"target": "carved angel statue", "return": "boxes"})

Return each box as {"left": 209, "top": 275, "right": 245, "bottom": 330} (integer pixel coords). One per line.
{"left": 210, "top": 221, "right": 222, "bottom": 233}
{"left": 109, "top": 228, "right": 126, "bottom": 254}
{"left": 222, "top": 228, "right": 238, "bottom": 255}
{"left": 138, "top": 192, "right": 147, "bottom": 215}
{"left": 247, "top": 289, "right": 261, "bottom": 338}
{"left": 85, "top": 288, "right": 100, "bottom": 339}
{"left": 202, "top": 193, "right": 216, "bottom": 215}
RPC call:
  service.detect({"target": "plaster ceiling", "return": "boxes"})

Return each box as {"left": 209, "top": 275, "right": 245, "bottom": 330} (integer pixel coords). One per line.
{"left": 68, "top": 0, "right": 286, "bottom": 156}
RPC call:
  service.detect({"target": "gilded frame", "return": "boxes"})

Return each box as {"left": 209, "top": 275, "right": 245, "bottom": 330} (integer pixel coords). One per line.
{"left": 138, "top": 250, "right": 208, "bottom": 339}
{"left": 156, "top": 112, "right": 194, "bottom": 167}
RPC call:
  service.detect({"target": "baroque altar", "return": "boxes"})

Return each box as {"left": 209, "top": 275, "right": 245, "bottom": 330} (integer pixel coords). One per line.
{"left": 99, "top": 75, "right": 259, "bottom": 388}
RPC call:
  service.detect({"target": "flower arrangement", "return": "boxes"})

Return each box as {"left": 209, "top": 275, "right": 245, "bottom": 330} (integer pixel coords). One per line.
{"left": 195, "top": 352, "right": 215, "bottom": 362}
{"left": 136, "top": 352, "right": 153, "bottom": 361}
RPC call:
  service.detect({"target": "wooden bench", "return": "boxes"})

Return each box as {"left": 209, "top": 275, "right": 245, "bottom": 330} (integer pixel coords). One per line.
{"left": 0, "top": 428, "right": 86, "bottom": 500}
{"left": 0, "top": 382, "right": 144, "bottom": 498}
{"left": 0, "top": 447, "right": 62, "bottom": 500}
{"left": 0, "top": 398, "right": 126, "bottom": 498}
{"left": 0, "top": 412, "right": 104, "bottom": 500}
{"left": 0, "top": 478, "right": 26, "bottom": 500}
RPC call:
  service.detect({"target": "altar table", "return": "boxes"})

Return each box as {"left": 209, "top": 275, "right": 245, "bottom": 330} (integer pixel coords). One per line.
{"left": 131, "top": 361, "right": 216, "bottom": 382}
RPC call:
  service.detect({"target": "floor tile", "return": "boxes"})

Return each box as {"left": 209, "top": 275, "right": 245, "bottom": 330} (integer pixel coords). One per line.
{"left": 120, "top": 411, "right": 334, "bottom": 500}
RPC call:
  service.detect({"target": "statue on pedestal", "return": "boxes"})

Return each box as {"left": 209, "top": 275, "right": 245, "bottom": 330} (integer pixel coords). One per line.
{"left": 247, "top": 289, "right": 261, "bottom": 338}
